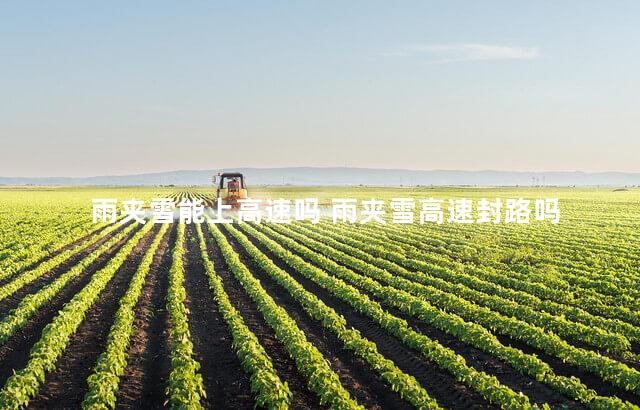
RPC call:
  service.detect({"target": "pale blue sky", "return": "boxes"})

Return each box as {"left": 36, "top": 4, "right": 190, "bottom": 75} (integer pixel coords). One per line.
{"left": 1, "top": 1, "right": 639, "bottom": 176}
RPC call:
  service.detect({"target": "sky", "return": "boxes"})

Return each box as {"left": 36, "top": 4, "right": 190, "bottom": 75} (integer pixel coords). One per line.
{"left": 1, "top": 1, "right": 639, "bottom": 177}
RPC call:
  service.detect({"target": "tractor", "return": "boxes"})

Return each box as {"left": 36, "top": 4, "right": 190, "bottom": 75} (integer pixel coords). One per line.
{"left": 212, "top": 172, "right": 248, "bottom": 207}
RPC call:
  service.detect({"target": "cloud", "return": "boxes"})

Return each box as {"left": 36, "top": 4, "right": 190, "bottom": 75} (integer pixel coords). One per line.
{"left": 382, "top": 43, "right": 540, "bottom": 64}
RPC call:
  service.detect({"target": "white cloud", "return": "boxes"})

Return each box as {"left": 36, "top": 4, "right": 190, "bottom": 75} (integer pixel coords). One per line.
{"left": 383, "top": 43, "right": 540, "bottom": 64}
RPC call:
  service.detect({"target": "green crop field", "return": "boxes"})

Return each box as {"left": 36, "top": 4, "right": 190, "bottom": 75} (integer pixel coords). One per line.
{"left": 0, "top": 186, "right": 638, "bottom": 409}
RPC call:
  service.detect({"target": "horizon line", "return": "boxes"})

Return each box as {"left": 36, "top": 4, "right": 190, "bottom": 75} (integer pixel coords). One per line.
{"left": 2, "top": 166, "right": 640, "bottom": 180}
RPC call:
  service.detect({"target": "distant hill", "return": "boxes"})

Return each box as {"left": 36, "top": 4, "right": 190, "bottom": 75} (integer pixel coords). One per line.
{"left": 1, "top": 167, "right": 639, "bottom": 187}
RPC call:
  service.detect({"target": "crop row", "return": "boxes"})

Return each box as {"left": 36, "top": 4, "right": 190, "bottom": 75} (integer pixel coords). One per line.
{"left": 0, "top": 221, "right": 154, "bottom": 409}
{"left": 0, "top": 215, "right": 93, "bottom": 278}
{"left": 449, "top": 213, "right": 640, "bottom": 272}
{"left": 326, "top": 221, "right": 640, "bottom": 329}
{"left": 0, "top": 221, "right": 123, "bottom": 303}
{"left": 351, "top": 221, "right": 640, "bottom": 343}
{"left": 369, "top": 221, "right": 640, "bottom": 308}
{"left": 428, "top": 223, "right": 640, "bottom": 307}
{"left": 340, "top": 222, "right": 640, "bottom": 344}
{"left": 223, "top": 223, "right": 441, "bottom": 409}
{"left": 302, "top": 223, "right": 630, "bottom": 354}
{"left": 0, "top": 222, "right": 140, "bottom": 345}
{"left": 254, "top": 222, "right": 639, "bottom": 408}
{"left": 356, "top": 220, "right": 640, "bottom": 311}
{"left": 207, "top": 221, "right": 363, "bottom": 408}
{"left": 194, "top": 223, "right": 292, "bottom": 409}
{"left": 81, "top": 224, "right": 169, "bottom": 409}
{"left": 410, "top": 207, "right": 638, "bottom": 269}
{"left": 237, "top": 223, "right": 542, "bottom": 410}
{"left": 165, "top": 223, "right": 206, "bottom": 409}
{"left": 269, "top": 222, "right": 640, "bottom": 396}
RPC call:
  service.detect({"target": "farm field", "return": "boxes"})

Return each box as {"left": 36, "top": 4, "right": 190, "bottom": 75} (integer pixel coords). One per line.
{"left": 0, "top": 186, "right": 639, "bottom": 409}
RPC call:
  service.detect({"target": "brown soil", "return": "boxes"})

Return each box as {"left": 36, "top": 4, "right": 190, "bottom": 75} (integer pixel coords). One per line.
{"left": 493, "top": 333, "right": 640, "bottom": 406}
{"left": 29, "top": 225, "right": 161, "bottom": 408}
{"left": 278, "top": 229, "right": 584, "bottom": 408}
{"left": 201, "top": 222, "right": 322, "bottom": 409}
{"left": 220, "top": 224, "right": 413, "bottom": 409}
{"left": 2, "top": 214, "right": 634, "bottom": 409}
{"left": 262, "top": 225, "right": 637, "bottom": 407}
{"left": 0, "top": 224, "right": 143, "bottom": 388}
{"left": 0, "top": 222, "right": 133, "bottom": 314}
{"left": 240, "top": 224, "right": 499, "bottom": 409}
{"left": 182, "top": 224, "right": 254, "bottom": 408}
{"left": 115, "top": 224, "right": 175, "bottom": 408}
{"left": 324, "top": 235, "right": 640, "bottom": 406}
{"left": 0, "top": 222, "right": 114, "bottom": 287}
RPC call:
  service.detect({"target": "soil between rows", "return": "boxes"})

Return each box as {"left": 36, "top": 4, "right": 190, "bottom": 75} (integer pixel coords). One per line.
{"left": 281, "top": 225, "right": 584, "bottom": 408}
{"left": 387, "top": 275, "right": 640, "bottom": 404}
{"left": 219, "top": 223, "right": 412, "bottom": 410}
{"left": 0, "top": 224, "right": 143, "bottom": 389}
{"left": 349, "top": 226, "right": 640, "bottom": 368}
{"left": 183, "top": 224, "right": 254, "bottom": 409}
{"left": 324, "top": 230, "right": 640, "bottom": 405}
{"left": 200, "top": 222, "right": 322, "bottom": 410}
{"left": 0, "top": 222, "right": 133, "bottom": 314}
{"left": 115, "top": 224, "right": 175, "bottom": 408}
{"left": 279, "top": 224, "right": 640, "bottom": 406}
{"left": 29, "top": 225, "right": 161, "bottom": 408}
{"left": 0, "top": 222, "right": 114, "bottom": 288}
{"left": 2, "top": 216, "right": 633, "bottom": 408}
{"left": 493, "top": 334, "right": 640, "bottom": 406}
{"left": 238, "top": 223, "right": 495, "bottom": 410}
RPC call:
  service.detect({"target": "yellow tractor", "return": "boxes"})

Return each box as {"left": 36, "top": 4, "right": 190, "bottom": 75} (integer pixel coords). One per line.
{"left": 212, "top": 172, "right": 248, "bottom": 207}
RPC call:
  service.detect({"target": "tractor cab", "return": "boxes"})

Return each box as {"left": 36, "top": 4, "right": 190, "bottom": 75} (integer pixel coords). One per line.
{"left": 212, "top": 172, "right": 248, "bottom": 207}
